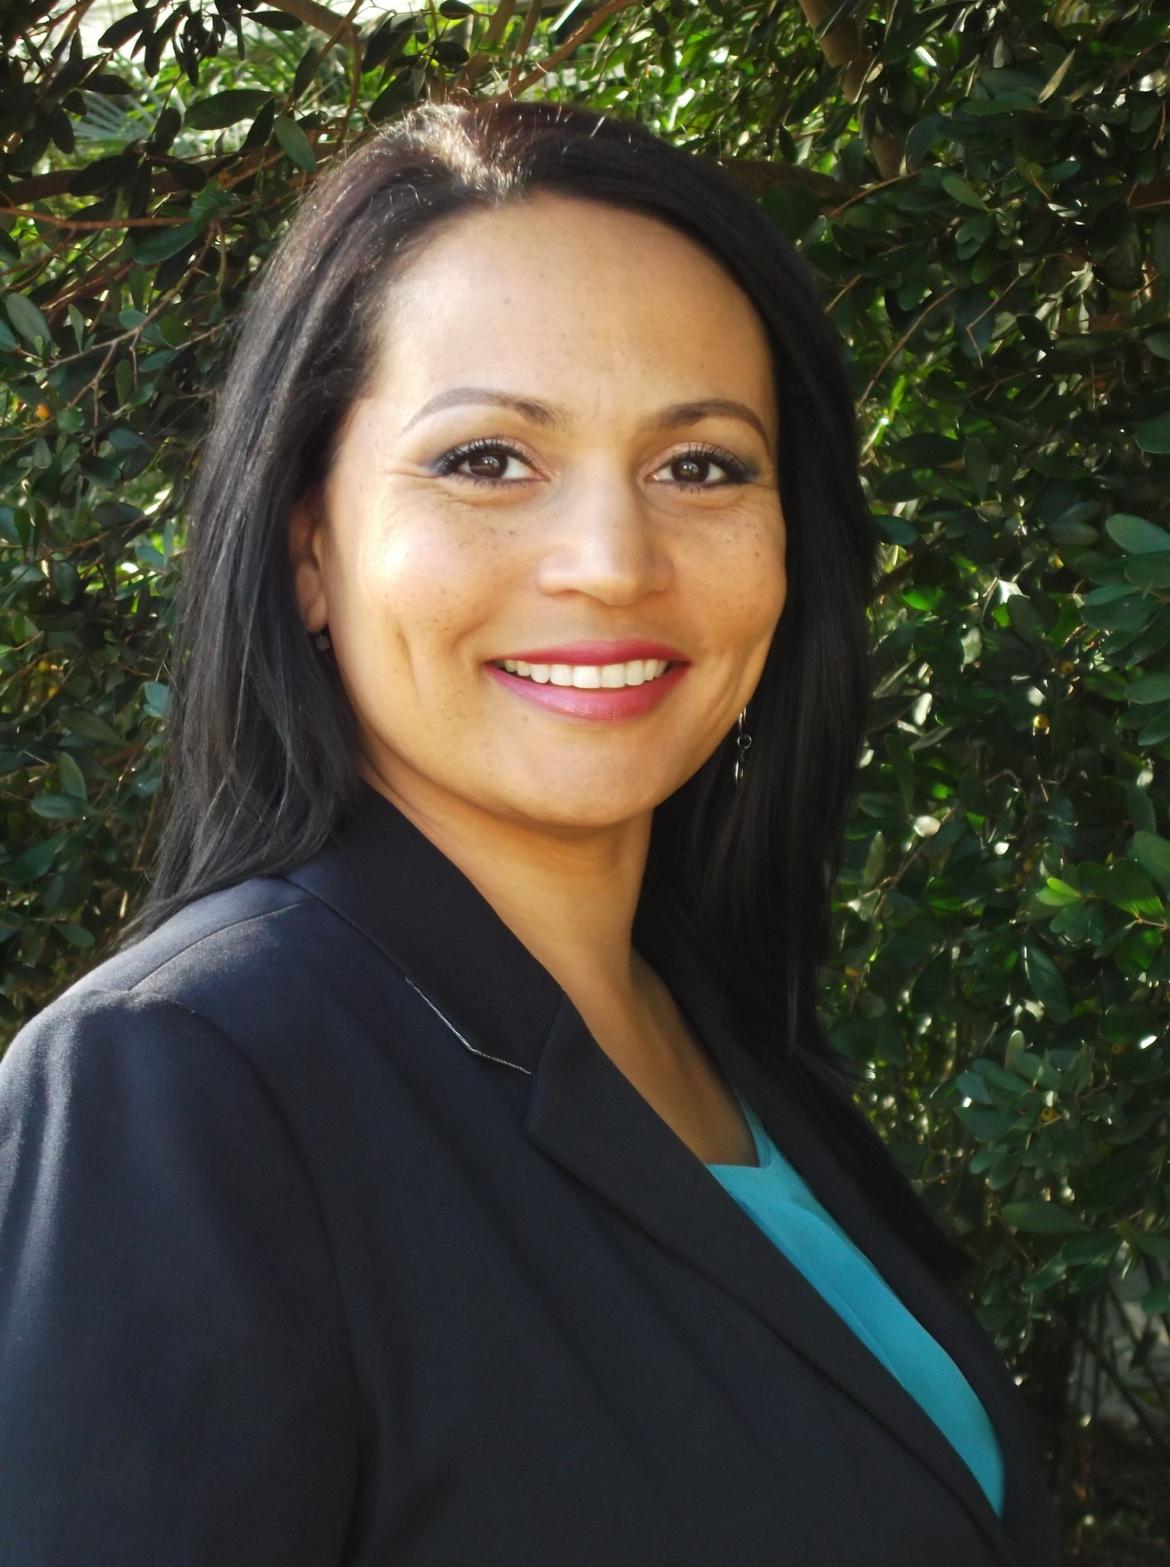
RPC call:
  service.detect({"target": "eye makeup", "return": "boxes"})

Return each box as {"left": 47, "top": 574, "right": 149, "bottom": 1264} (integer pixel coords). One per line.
{"left": 431, "top": 436, "right": 758, "bottom": 492}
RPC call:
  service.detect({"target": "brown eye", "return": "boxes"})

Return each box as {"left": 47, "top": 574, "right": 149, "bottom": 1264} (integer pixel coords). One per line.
{"left": 653, "top": 445, "right": 754, "bottom": 491}
{"left": 435, "top": 439, "right": 534, "bottom": 487}
{"left": 673, "top": 454, "right": 713, "bottom": 485}
{"left": 464, "top": 449, "right": 508, "bottom": 481}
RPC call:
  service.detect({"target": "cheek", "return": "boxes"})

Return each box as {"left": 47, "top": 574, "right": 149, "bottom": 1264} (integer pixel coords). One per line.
{"left": 344, "top": 518, "right": 506, "bottom": 670}
{"left": 691, "top": 516, "right": 787, "bottom": 639}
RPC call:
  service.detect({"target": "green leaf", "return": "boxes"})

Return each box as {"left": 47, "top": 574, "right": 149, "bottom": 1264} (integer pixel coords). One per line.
{"left": 1103, "top": 861, "right": 1162, "bottom": 919}
{"left": 1023, "top": 942, "right": 1068, "bottom": 1017}
{"left": 87, "top": 73, "right": 136, "bottom": 95}
{"left": 1105, "top": 512, "right": 1170, "bottom": 553}
{"left": 941, "top": 174, "right": 987, "bottom": 211}
{"left": 1138, "top": 710, "right": 1170, "bottom": 746}
{"left": 760, "top": 184, "right": 823, "bottom": 243}
{"left": 98, "top": 12, "right": 148, "bottom": 48}
{"left": 1038, "top": 877, "right": 1082, "bottom": 906}
{"left": 273, "top": 113, "right": 316, "bottom": 172}
{"left": 1132, "top": 830, "right": 1170, "bottom": 888}
{"left": 872, "top": 512, "right": 917, "bottom": 546}
{"left": 1123, "top": 551, "right": 1170, "bottom": 588}
{"left": 964, "top": 436, "right": 991, "bottom": 498}
{"left": 185, "top": 90, "right": 273, "bottom": 130}
{"left": 1140, "top": 1280, "right": 1170, "bottom": 1315}
{"left": 6, "top": 837, "right": 62, "bottom": 885}
{"left": 292, "top": 46, "right": 321, "bottom": 99}
{"left": 1007, "top": 594, "right": 1043, "bottom": 645}
{"left": 143, "top": 680, "right": 170, "bottom": 718}
{"left": 31, "top": 793, "right": 88, "bottom": 820}
{"left": 57, "top": 923, "right": 96, "bottom": 949}
{"left": 860, "top": 830, "right": 886, "bottom": 891}
{"left": 1126, "top": 673, "right": 1170, "bottom": 704}
{"left": 1126, "top": 784, "right": 1157, "bottom": 833}
{"left": 955, "top": 1104, "right": 1017, "bottom": 1139}
{"left": 1036, "top": 48, "right": 1076, "bottom": 104}
{"left": 251, "top": 8, "right": 303, "bottom": 28}
{"left": 956, "top": 1069, "right": 994, "bottom": 1105}
{"left": 1060, "top": 1233, "right": 1119, "bottom": 1265}
{"left": 56, "top": 749, "right": 87, "bottom": 800}
{"left": 1135, "top": 411, "right": 1170, "bottom": 454}
{"left": 5, "top": 291, "right": 52, "bottom": 350}
{"left": 1003, "top": 1029, "right": 1026, "bottom": 1072}
{"left": 368, "top": 69, "right": 415, "bottom": 122}
{"left": 363, "top": 15, "right": 413, "bottom": 70}
{"left": 983, "top": 1064, "right": 1033, "bottom": 1096}
{"left": 1002, "top": 1200, "right": 1087, "bottom": 1235}
{"left": 1022, "top": 1255, "right": 1070, "bottom": 1294}
{"left": 1130, "top": 1232, "right": 1170, "bottom": 1262}
{"left": 59, "top": 708, "right": 125, "bottom": 745}
{"left": 130, "top": 222, "right": 200, "bottom": 264}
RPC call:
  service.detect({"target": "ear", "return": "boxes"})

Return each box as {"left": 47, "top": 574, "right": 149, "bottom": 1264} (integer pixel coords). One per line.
{"left": 288, "top": 483, "right": 329, "bottom": 634}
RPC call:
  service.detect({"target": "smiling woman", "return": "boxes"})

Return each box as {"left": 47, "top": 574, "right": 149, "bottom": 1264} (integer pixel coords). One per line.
{"left": 286, "top": 189, "right": 786, "bottom": 867}
{"left": 0, "top": 99, "right": 1060, "bottom": 1566}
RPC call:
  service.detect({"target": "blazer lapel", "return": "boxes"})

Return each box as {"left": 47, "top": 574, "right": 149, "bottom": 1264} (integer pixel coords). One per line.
{"left": 284, "top": 782, "right": 1042, "bottom": 1566}
{"left": 629, "top": 900, "right": 1054, "bottom": 1567}
{"left": 524, "top": 922, "right": 1018, "bottom": 1567}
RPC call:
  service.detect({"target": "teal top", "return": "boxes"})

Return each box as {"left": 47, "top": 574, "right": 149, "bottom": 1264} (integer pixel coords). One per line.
{"left": 705, "top": 1086, "right": 1005, "bottom": 1519}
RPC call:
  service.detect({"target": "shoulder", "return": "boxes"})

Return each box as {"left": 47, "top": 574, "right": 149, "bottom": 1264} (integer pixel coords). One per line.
{"left": 2, "top": 871, "right": 399, "bottom": 1099}
{"left": 0, "top": 894, "right": 360, "bottom": 1563}
{"left": 65, "top": 874, "right": 329, "bottom": 1006}
{"left": 0, "top": 874, "right": 380, "bottom": 1218}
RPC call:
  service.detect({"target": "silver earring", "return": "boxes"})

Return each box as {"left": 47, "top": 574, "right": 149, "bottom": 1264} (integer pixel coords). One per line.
{"left": 312, "top": 627, "right": 331, "bottom": 653}
{"left": 732, "top": 706, "right": 752, "bottom": 786}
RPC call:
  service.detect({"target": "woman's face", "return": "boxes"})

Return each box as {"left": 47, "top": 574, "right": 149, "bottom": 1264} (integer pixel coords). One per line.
{"left": 289, "top": 191, "right": 786, "bottom": 833}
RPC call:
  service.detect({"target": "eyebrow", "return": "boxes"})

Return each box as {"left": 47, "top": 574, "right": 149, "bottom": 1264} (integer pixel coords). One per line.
{"left": 399, "top": 386, "right": 769, "bottom": 444}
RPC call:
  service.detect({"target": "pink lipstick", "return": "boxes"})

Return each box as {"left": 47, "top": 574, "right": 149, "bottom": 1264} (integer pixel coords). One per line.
{"left": 484, "top": 638, "right": 691, "bottom": 721}
{"left": 492, "top": 639, "right": 688, "bottom": 665}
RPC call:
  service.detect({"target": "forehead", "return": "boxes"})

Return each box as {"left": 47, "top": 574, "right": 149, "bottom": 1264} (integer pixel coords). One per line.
{"left": 366, "top": 192, "right": 778, "bottom": 436}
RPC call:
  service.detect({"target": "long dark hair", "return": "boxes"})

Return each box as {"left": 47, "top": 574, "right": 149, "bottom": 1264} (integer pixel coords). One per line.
{"left": 118, "top": 97, "right": 974, "bottom": 1291}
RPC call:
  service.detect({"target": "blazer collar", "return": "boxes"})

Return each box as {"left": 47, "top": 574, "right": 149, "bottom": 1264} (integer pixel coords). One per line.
{"left": 284, "top": 780, "right": 1051, "bottom": 1567}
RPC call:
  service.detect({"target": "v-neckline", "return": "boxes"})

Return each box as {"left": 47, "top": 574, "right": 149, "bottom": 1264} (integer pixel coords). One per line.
{"left": 704, "top": 1083, "right": 772, "bottom": 1171}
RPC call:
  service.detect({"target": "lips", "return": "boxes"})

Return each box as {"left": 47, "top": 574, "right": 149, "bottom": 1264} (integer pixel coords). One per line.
{"left": 490, "top": 639, "right": 688, "bottom": 666}
{"left": 485, "top": 658, "right": 689, "bottom": 719}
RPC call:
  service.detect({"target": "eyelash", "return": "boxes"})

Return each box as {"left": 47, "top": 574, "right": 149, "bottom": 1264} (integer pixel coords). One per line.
{"left": 433, "top": 436, "right": 755, "bottom": 491}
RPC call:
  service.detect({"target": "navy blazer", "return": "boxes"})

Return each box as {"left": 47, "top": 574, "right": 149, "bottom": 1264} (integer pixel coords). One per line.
{"left": 0, "top": 780, "right": 1060, "bottom": 1565}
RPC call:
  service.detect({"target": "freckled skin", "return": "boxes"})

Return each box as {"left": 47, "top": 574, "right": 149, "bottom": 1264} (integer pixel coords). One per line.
{"left": 287, "top": 190, "right": 787, "bottom": 999}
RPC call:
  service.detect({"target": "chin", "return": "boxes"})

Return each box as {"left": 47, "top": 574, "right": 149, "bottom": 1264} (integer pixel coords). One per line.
{"left": 502, "top": 785, "right": 664, "bottom": 830}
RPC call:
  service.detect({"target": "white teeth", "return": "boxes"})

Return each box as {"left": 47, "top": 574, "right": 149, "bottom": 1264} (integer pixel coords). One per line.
{"left": 498, "top": 658, "right": 670, "bottom": 688}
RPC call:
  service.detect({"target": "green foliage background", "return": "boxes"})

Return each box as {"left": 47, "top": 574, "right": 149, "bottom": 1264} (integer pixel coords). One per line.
{"left": 3, "top": 0, "right": 1169, "bottom": 1553}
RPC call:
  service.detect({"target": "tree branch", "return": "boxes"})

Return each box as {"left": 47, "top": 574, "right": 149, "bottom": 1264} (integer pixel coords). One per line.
{"left": 264, "top": 0, "right": 359, "bottom": 52}
{"left": 795, "top": 0, "right": 903, "bottom": 181}
{"left": 481, "top": 0, "right": 642, "bottom": 103}
{"left": 454, "top": 0, "right": 519, "bottom": 93}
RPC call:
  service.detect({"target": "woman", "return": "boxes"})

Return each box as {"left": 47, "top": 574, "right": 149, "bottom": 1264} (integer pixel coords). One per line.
{"left": 0, "top": 99, "right": 1059, "bottom": 1564}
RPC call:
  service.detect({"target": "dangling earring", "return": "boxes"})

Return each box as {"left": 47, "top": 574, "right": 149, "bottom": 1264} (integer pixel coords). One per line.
{"left": 732, "top": 705, "right": 752, "bottom": 786}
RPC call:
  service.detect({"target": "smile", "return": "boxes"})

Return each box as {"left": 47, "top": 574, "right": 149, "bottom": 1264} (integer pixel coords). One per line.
{"left": 490, "top": 658, "right": 674, "bottom": 689}
{"left": 484, "top": 658, "right": 689, "bottom": 720}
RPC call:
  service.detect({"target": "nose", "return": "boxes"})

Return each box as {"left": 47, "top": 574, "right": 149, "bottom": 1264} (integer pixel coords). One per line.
{"left": 533, "top": 462, "right": 674, "bottom": 605}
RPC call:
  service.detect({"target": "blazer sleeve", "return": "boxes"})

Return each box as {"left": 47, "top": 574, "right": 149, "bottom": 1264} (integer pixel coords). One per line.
{"left": 0, "top": 986, "right": 358, "bottom": 1566}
